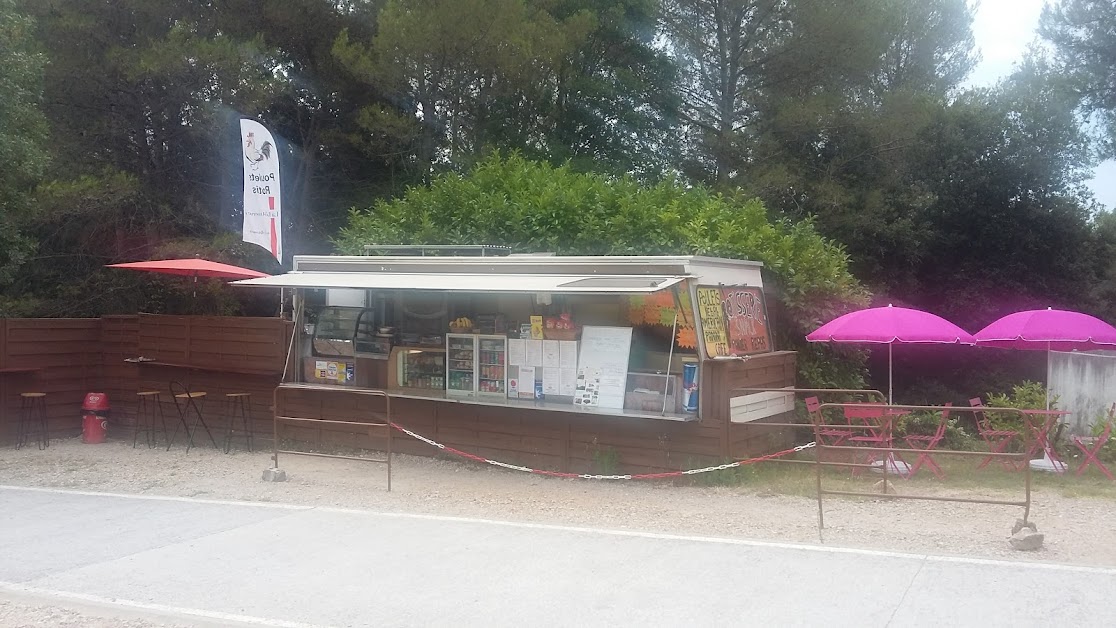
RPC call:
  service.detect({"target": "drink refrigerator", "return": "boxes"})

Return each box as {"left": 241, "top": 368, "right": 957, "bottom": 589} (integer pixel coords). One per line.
{"left": 446, "top": 334, "right": 476, "bottom": 397}
{"left": 476, "top": 335, "right": 508, "bottom": 398}
{"left": 446, "top": 334, "right": 508, "bottom": 398}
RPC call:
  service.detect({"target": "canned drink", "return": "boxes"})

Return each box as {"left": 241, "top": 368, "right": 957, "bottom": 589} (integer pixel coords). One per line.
{"left": 682, "top": 362, "right": 698, "bottom": 412}
{"left": 534, "top": 379, "right": 544, "bottom": 400}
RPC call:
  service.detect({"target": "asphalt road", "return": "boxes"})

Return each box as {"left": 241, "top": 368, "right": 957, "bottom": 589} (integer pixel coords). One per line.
{"left": 1, "top": 486, "right": 1114, "bottom": 627}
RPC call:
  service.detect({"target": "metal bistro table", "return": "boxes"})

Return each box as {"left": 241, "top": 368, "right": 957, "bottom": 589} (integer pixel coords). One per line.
{"left": 1020, "top": 409, "right": 1072, "bottom": 473}
{"left": 125, "top": 359, "right": 282, "bottom": 452}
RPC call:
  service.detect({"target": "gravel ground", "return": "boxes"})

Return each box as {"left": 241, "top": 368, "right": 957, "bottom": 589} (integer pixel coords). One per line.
{"left": 3, "top": 437, "right": 1115, "bottom": 625}
{"left": 1, "top": 437, "right": 1114, "bottom": 572}
{"left": 0, "top": 597, "right": 189, "bottom": 628}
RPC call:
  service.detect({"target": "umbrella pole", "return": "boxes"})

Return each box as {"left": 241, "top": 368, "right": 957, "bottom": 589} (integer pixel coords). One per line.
{"left": 1045, "top": 343, "right": 1051, "bottom": 411}
{"left": 888, "top": 343, "right": 893, "bottom": 405}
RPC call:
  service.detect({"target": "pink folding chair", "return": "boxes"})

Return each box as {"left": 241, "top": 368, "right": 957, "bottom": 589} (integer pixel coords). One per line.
{"left": 903, "top": 403, "right": 951, "bottom": 479}
{"left": 970, "top": 397, "right": 1020, "bottom": 470}
{"left": 1073, "top": 403, "right": 1114, "bottom": 481}
{"left": 806, "top": 396, "right": 853, "bottom": 447}
{"left": 845, "top": 403, "right": 891, "bottom": 476}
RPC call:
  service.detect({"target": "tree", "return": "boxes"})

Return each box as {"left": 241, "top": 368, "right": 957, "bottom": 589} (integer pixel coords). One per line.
{"left": 333, "top": 0, "right": 676, "bottom": 179}
{"left": 1040, "top": 0, "right": 1116, "bottom": 153}
{"left": 903, "top": 59, "right": 1098, "bottom": 327}
{"left": 661, "top": 0, "right": 794, "bottom": 186}
{"left": 746, "top": 0, "right": 978, "bottom": 290}
{"left": 334, "top": 0, "right": 595, "bottom": 179}
{"left": 336, "top": 152, "right": 869, "bottom": 386}
{"left": 0, "top": 0, "right": 48, "bottom": 287}
{"left": 5, "top": 0, "right": 286, "bottom": 315}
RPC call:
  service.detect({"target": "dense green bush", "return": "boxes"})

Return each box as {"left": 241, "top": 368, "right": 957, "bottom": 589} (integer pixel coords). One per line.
{"left": 336, "top": 153, "right": 870, "bottom": 385}
{"left": 985, "top": 381, "right": 1055, "bottom": 432}
{"left": 895, "top": 410, "right": 977, "bottom": 451}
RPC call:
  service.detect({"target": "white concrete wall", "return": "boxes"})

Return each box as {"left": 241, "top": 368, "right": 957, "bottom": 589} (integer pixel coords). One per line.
{"left": 1049, "top": 350, "right": 1116, "bottom": 434}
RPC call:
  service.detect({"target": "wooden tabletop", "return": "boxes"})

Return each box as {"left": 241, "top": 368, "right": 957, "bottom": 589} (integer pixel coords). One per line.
{"left": 0, "top": 367, "right": 42, "bottom": 374}
{"left": 125, "top": 359, "right": 282, "bottom": 377}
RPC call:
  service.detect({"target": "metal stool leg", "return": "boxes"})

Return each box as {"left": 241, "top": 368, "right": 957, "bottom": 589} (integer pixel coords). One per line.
{"left": 16, "top": 396, "right": 29, "bottom": 450}
{"left": 17, "top": 394, "right": 48, "bottom": 450}
{"left": 224, "top": 394, "right": 253, "bottom": 453}
{"left": 183, "top": 396, "right": 217, "bottom": 453}
{"left": 156, "top": 397, "right": 169, "bottom": 448}
{"left": 134, "top": 396, "right": 146, "bottom": 449}
{"left": 38, "top": 396, "right": 49, "bottom": 450}
{"left": 243, "top": 395, "right": 253, "bottom": 452}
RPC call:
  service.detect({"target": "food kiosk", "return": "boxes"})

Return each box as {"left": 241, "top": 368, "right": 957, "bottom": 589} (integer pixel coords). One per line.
{"left": 234, "top": 254, "right": 797, "bottom": 473}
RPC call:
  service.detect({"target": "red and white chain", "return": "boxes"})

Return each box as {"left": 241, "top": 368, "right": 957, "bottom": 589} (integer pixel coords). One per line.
{"left": 389, "top": 422, "right": 816, "bottom": 480}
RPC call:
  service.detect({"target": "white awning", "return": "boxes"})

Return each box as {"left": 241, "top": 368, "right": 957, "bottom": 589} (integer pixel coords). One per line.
{"left": 232, "top": 272, "right": 688, "bottom": 294}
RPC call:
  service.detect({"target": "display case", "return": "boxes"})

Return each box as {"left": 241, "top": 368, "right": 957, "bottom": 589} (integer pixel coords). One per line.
{"left": 311, "top": 306, "right": 361, "bottom": 358}
{"left": 354, "top": 309, "right": 391, "bottom": 359}
{"left": 389, "top": 347, "right": 446, "bottom": 391}
{"left": 446, "top": 334, "right": 476, "bottom": 397}
{"left": 476, "top": 335, "right": 508, "bottom": 398}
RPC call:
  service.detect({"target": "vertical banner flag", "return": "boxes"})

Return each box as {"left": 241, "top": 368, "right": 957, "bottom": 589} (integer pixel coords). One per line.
{"left": 240, "top": 119, "right": 282, "bottom": 261}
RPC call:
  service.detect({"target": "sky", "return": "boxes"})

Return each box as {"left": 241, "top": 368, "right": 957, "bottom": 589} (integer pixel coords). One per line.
{"left": 969, "top": 0, "right": 1116, "bottom": 210}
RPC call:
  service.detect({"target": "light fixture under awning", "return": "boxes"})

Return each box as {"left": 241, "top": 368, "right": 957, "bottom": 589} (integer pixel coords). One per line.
{"left": 232, "top": 272, "right": 688, "bottom": 294}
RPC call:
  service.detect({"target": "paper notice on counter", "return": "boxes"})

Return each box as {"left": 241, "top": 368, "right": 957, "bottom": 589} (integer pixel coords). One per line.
{"left": 559, "top": 341, "right": 578, "bottom": 368}
{"left": 508, "top": 339, "right": 526, "bottom": 366}
{"left": 542, "top": 367, "right": 560, "bottom": 395}
{"left": 524, "top": 339, "right": 543, "bottom": 366}
{"left": 517, "top": 365, "right": 536, "bottom": 398}
{"left": 559, "top": 368, "right": 577, "bottom": 396}
{"left": 543, "top": 340, "right": 560, "bottom": 367}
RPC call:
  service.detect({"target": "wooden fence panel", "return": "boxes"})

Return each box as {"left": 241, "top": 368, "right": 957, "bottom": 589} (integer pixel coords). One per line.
{"left": 0, "top": 319, "right": 102, "bottom": 441}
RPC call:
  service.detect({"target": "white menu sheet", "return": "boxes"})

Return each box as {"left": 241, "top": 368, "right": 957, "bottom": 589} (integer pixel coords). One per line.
{"left": 517, "top": 365, "right": 536, "bottom": 399}
{"left": 542, "top": 367, "right": 560, "bottom": 395}
{"left": 559, "top": 368, "right": 577, "bottom": 396}
{"left": 543, "top": 340, "right": 561, "bottom": 367}
{"left": 524, "top": 340, "right": 543, "bottom": 367}
{"left": 559, "top": 341, "right": 578, "bottom": 368}
{"left": 508, "top": 339, "right": 526, "bottom": 366}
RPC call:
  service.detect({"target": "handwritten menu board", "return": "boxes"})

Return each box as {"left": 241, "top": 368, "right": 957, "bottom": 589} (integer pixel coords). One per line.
{"left": 697, "top": 287, "right": 730, "bottom": 357}
{"left": 696, "top": 286, "right": 771, "bottom": 357}
{"left": 574, "top": 326, "right": 632, "bottom": 409}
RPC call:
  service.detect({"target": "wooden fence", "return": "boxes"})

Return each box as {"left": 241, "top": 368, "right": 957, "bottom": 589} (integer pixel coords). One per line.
{"left": 0, "top": 315, "right": 291, "bottom": 444}
{"left": 1, "top": 315, "right": 796, "bottom": 474}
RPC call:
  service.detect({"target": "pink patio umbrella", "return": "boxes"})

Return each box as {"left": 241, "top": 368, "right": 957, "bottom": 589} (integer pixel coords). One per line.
{"left": 807, "top": 304, "right": 976, "bottom": 404}
{"left": 974, "top": 308, "right": 1116, "bottom": 409}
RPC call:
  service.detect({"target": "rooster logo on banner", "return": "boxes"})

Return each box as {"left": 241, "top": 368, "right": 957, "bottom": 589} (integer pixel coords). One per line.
{"left": 244, "top": 131, "right": 273, "bottom": 170}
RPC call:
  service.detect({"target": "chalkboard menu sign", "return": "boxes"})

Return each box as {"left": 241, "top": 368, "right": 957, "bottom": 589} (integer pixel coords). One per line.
{"left": 696, "top": 286, "right": 771, "bottom": 357}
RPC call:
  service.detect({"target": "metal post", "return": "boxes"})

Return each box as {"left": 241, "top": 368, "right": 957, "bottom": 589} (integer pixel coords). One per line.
{"left": 815, "top": 422, "right": 825, "bottom": 531}
{"left": 272, "top": 385, "right": 280, "bottom": 469}
{"left": 662, "top": 309, "right": 679, "bottom": 416}
{"left": 386, "top": 396, "right": 393, "bottom": 492}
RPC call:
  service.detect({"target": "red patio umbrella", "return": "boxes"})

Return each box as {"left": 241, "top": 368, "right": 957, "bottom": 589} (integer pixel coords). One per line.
{"left": 107, "top": 258, "right": 270, "bottom": 306}
{"left": 107, "top": 258, "right": 269, "bottom": 280}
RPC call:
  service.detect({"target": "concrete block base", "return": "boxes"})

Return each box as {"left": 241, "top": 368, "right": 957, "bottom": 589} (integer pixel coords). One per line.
{"left": 262, "top": 468, "right": 287, "bottom": 482}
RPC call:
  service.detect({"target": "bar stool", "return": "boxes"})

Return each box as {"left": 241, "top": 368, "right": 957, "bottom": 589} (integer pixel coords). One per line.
{"left": 168, "top": 382, "right": 218, "bottom": 453}
{"left": 223, "top": 393, "right": 254, "bottom": 453}
{"left": 134, "top": 391, "right": 169, "bottom": 449}
{"left": 16, "top": 392, "right": 49, "bottom": 450}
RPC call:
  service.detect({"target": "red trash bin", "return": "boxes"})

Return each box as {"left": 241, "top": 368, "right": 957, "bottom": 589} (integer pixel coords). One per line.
{"left": 82, "top": 392, "right": 110, "bottom": 444}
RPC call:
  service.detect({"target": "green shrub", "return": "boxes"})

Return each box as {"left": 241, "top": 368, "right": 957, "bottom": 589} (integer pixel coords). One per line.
{"left": 984, "top": 381, "right": 1055, "bottom": 432}
{"left": 895, "top": 410, "right": 977, "bottom": 451}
